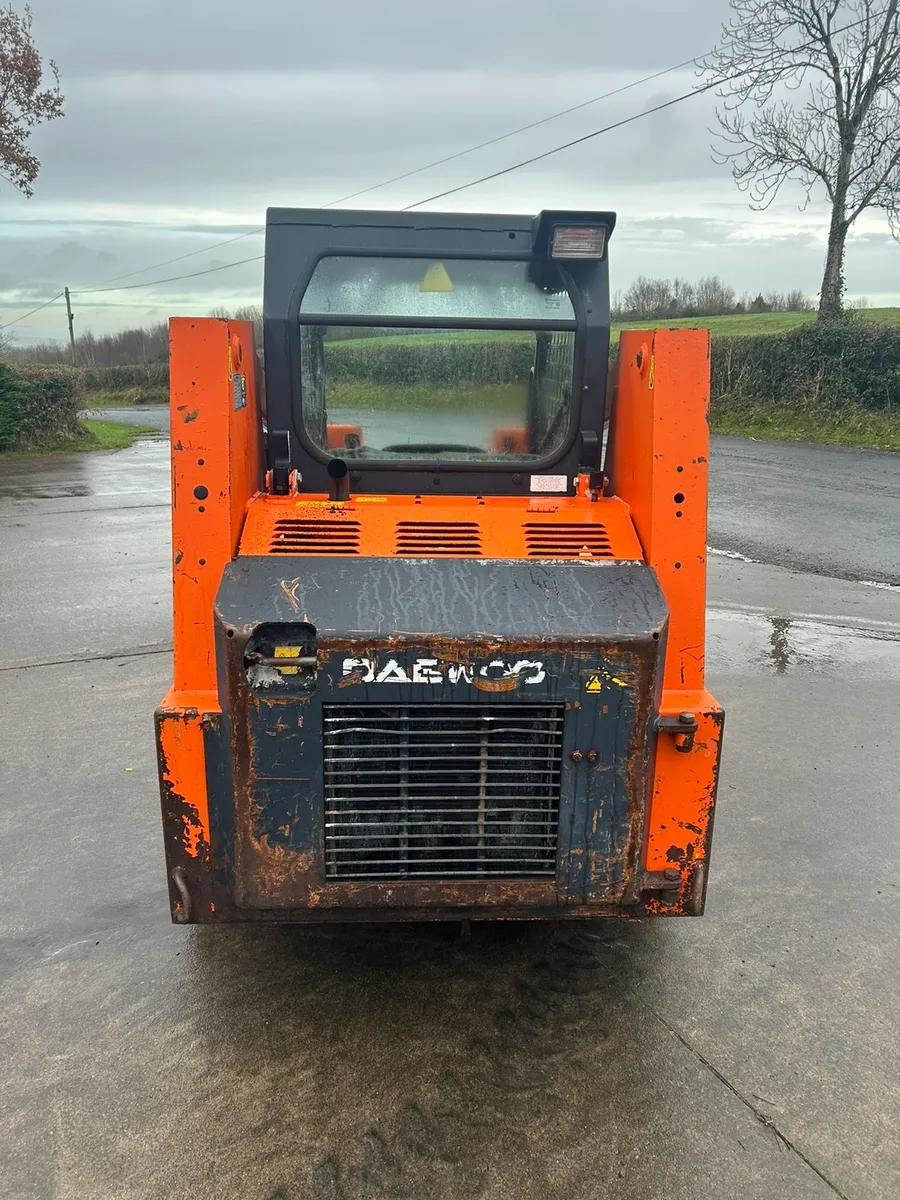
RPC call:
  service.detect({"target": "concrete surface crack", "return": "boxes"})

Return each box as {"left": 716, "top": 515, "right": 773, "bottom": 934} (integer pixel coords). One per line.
{"left": 0, "top": 645, "right": 173, "bottom": 672}
{"left": 631, "top": 990, "right": 851, "bottom": 1200}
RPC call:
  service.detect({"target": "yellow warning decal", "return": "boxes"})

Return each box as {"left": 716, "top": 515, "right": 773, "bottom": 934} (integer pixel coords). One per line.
{"left": 586, "top": 670, "right": 628, "bottom": 691}
{"left": 420, "top": 262, "right": 454, "bottom": 292}
{"left": 274, "top": 645, "right": 300, "bottom": 676}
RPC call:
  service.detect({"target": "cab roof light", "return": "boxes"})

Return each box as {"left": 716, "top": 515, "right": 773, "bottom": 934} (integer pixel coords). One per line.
{"left": 550, "top": 225, "right": 607, "bottom": 260}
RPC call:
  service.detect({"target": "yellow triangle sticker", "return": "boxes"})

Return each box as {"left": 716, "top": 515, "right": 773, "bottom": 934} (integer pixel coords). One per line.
{"left": 419, "top": 262, "right": 454, "bottom": 292}
{"left": 585, "top": 675, "right": 603, "bottom": 693}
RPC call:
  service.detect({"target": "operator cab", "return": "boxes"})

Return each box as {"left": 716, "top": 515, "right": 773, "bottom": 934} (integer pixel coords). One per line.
{"left": 263, "top": 208, "right": 615, "bottom": 497}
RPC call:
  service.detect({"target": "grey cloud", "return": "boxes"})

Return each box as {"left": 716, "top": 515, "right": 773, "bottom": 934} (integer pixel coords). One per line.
{"left": 27, "top": 68, "right": 721, "bottom": 208}
{"left": 37, "top": 0, "right": 730, "bottom": 75}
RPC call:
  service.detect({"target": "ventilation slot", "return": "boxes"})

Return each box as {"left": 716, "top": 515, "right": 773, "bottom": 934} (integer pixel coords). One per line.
{"left": 394, "top": 521, "right": 482, "bottom": 557}
{"left": 269, "top": 519, "right": 361, "bottom": 555}
{"left": 524, "top": 522, "right": 613, "bottom": 559}
{"left": 323, "top": 703, "right": 563, "bottom": 880}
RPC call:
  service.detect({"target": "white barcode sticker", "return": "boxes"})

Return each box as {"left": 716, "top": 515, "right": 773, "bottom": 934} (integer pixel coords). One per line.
{"left": 530, "top": 474, "right": 568, "bottom": 493}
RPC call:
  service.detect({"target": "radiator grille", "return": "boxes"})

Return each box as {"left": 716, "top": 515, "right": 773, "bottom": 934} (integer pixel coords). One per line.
{"left": 323, "top": 703, "right": 563, "bottom": 880}
{"left": 394, "top": 521, "right": 482, "bottom": 556}
{"left": 524, "top": 522, "right": 613, "bottom": 558}
{"left": 269, "top": 519, "right": 360, "bottom": 555}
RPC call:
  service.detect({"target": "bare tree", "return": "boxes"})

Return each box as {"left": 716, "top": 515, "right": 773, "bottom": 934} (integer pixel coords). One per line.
{"left": 695, "top": 275, "right": 737, "bottom": 314}
{"left": 706, "top": 0, "right": 900, "bottom": 317}
{"left": 785, "top": 286, "right": 815, "bottom": 309}
{"left": 0, "top": 3, "right": 64, "bottom": 196}
{"left": 623, "top": 276, "right": 676, "bottom": 318}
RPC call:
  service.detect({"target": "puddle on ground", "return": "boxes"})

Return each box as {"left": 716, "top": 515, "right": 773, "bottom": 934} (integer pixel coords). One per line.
{"left": 0, "top": 438, "right": 169, "bottom": 502}
{"left": 708, "top": 608, "right": 900, "bottom": 678}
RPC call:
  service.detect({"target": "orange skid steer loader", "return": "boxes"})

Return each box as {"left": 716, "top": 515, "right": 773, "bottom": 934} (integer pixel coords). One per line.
{"left": 155, "top": 208, "right": 724, "bottom": 924}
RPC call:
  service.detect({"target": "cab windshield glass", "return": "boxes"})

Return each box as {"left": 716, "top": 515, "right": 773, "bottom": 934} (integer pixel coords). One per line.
{"left": 297, "top": 256, "right": 576, "bottom": 463}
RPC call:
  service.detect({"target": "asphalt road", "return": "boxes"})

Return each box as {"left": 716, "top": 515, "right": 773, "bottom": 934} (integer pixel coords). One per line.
{"left": 87, "top": 408, "right": 900, "bottom": 586}
{"left": 1, "top": 439, "right": 899, "bottom": 1200}
{"left": 708, "top": 435, "right": 900, "bottom": 586}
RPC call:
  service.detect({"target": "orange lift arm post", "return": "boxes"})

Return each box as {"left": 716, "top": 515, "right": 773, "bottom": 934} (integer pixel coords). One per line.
{"left": 608, "top": 329, "right": 724, "bottom": 911}
{"left": 155, "top": 317, "right": 263, "bottom": 921}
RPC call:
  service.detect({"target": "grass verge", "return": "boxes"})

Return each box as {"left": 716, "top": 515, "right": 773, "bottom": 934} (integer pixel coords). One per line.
{"left": 81, "top": 418, "right": 160, "bottom": 449}
{"left": 81, "top": 386, "right": 168, "bottom": 406}
{"left": 710, "top": 404, "right": 900, "bottom": 451}
{"left": 2, "top": 418, "right": 159, "bottom": 457}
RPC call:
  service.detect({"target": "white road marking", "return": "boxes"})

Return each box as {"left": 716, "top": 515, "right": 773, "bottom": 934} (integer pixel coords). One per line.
{"left": 707, "top": 546, "right": 756, "bottom": 563}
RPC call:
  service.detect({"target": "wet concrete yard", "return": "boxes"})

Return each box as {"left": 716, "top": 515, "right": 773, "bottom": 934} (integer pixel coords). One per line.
{"left": 1, "top": 437, "right": 898, "bottom": 1199}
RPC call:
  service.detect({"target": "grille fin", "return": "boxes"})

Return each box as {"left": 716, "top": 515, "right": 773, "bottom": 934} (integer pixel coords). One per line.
{"left": 323, "top": 704, "right": 563, "bottom": 880}
{"left": 394, "top": 521, "right": 482, "bottom": 557}
{"left": 524, "top": 522, "right": 613, "bottom": 558}
{"left": 269, "top": 519, "right": 360, "bottom": 555}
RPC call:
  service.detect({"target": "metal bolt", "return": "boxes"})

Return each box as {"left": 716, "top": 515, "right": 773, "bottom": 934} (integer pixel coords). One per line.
{"left": 586, "top": 749, "right": 598, "bottom": 763}
{"left": 679, "top": 711, "right": 695, "bottom": 725}
{"left": 512, "top": 473, "right": 523, "bottom": 485}
{"left": 663, "top": 868, "right": 680, "bottom": 882}
{"left": 570, "top": 749, "right": 583, "bottom": 763}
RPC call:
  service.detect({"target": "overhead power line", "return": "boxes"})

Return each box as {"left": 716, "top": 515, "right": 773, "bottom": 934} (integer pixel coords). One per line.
{"left": 323, "top": 54, "right": 702, "bottom": 208}
{"left": 2, "top": 54, "right": 708, "bottom": 323}
{"left": 404, "top": 79, "right": 721, "bottom": 210}
{"left": 402, "top": 12, "right": 878, "bottom": 209}
{"left": 83, "top": 228, "right": 265, "bottom": 290}
{"left": 0, "top": 292, "right": 65, "bottom": 331}
{"left": 72, "top": 254, "right": 265, "bottom": 295}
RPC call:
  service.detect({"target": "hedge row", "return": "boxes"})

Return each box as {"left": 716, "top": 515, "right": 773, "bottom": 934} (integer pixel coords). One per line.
{"left": 77, "top": 362, "right": 169, "bottom": 391}
{"left": 710, "top": 321, "right": 900, "bottom": 413}
{"left": 0, "top": 363, "right": 83, "bottom": 451}
{"left": 7, "top": 322, "right": 898, "bottom": 438}
{"left": 325, "top": 335, "right": 534, "bottom": 385}
{"left": 328, "top": 323, "right": 900, "bottom": 413}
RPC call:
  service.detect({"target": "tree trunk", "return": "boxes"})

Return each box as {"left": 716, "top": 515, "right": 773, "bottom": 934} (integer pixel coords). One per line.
{"left": 819, "top": 180, "right": 849, "bottom": 319}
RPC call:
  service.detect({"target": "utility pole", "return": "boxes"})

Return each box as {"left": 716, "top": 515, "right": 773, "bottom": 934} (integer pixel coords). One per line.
{"left": 64, "top": 287, "right": 76, "bottom": 365}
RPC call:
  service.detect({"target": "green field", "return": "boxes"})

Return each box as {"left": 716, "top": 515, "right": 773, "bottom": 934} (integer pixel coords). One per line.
{"left": 613, "top": 307, "right": 900, "bottom": 338}
{"left": 330, "top": 309, "right": 900, "bottom": 342}
{"left": 329, "top": 379, "right": 527, "bottom": 414}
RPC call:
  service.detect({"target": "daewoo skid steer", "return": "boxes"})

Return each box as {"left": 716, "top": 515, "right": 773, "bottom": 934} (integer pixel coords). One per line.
{"left": 155, "top": 208, "right": 724, "bottom": 924}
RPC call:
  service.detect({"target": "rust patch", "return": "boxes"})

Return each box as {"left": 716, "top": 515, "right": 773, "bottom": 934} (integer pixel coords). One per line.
{"left": 678, "top": 821, "right": 702, "bottom": 835}
{"left": 155, "top": 713, "right": 213, "bottom": 924}
{"left": 338, "top": 668, "right": 369, "bottom": 688}
{"left": 280, "top": 577, "right": 302, "bottom": 613}
{"left": 174, "top": 548, "right": 183, "bottom": 566}
{"left": 472, "top": 674, "right": 518, "bottom": 693}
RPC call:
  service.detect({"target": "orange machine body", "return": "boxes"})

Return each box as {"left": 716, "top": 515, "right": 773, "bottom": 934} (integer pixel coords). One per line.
{"left": 156, "top": 317, "right": 722, "bottom": 924}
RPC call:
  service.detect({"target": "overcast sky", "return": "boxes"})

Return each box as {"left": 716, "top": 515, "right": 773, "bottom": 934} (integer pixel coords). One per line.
{"left": 2, "top": 0, "right": 898, "bottom": 345}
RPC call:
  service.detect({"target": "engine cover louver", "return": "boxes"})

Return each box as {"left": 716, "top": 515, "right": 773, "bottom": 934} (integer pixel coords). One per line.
{"left": 524, "top": 522, "right": 614, "bottom": 559}
{"left": 394, "top": 521, "right": 482, "bottom": 557}
{"left": 269, "top": 519, "right": 361, "bottom": 555}
{"left": 323, "top": 703, "right": 563, "bottom": 880}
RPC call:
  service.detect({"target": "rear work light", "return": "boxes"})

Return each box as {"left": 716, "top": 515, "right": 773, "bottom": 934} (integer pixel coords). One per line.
{"left": 550, "top": 225, "right": 607, "bottom": 259}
